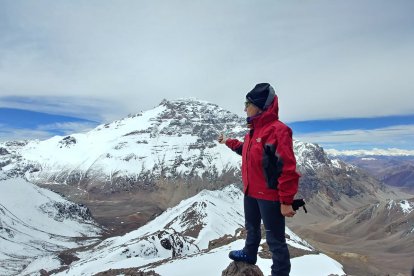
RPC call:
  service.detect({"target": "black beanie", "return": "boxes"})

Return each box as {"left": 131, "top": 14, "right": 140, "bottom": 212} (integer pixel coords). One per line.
{"left": 246, "top": 83, "right": 276, "bottom": 110}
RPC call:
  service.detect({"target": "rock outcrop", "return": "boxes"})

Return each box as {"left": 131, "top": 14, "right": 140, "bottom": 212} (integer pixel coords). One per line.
{"left": 222, "top": 261, "right": 264, "bottom": 276}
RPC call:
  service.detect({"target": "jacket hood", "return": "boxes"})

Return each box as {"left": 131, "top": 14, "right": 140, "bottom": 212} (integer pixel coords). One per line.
{"left": 250, "top": 95, "right": 279, "bottom": 128}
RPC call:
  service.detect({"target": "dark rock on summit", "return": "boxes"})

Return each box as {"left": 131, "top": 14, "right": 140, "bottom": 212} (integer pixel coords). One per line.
{"left": 222, "top": 261, "right": 264, "bottom": 276}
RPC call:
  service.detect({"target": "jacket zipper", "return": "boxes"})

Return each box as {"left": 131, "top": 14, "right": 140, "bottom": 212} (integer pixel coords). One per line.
{"left": 245, "top": 130, "right": 254, "bottom": 192}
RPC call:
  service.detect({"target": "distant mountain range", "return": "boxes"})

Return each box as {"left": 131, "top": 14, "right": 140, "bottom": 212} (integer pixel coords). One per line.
{"left": 326, "top": 152, "right": 414, "bottom": 193}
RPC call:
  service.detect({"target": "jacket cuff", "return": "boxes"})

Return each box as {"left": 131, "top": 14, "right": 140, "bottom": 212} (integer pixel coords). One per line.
{"left": 279, "top": 196, "right": 294, "bottom": 205}
{"left": 225, "top": 138, "right": 235, "bottom": 148}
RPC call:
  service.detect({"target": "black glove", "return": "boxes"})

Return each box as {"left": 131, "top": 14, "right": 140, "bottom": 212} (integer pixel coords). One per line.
{"left": 292, "top": 199, "right": 307, "bottom": 213}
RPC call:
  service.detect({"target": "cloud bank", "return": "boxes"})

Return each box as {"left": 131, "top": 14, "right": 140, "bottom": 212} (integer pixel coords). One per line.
{"left": 1, "top": 0, "right": 413, "bottom": 123}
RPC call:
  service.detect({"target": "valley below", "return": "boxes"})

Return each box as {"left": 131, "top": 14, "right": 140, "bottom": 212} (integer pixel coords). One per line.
{"left": 290, "top": 219, "right": 414, "bottom": 276}
{"left": 288, "top": 191, "right": 414, "bottom": 276}
{"left": 41, "top": 178, "right": 414, "bottom": 276}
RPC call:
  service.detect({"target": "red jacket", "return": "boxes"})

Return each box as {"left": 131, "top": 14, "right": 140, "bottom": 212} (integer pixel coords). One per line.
{"left": 225, "top": 96, "right": 300, "bottom": 203}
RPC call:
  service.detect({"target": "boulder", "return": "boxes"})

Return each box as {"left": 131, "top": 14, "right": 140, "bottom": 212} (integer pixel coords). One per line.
{"left": 222, "top": 261, "right": 264, "bottom": 276}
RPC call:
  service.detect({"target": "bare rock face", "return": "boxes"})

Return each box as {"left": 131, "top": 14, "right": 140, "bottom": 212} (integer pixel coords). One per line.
{"left": 221, "top": 261, "right": 264, "bottom": 276}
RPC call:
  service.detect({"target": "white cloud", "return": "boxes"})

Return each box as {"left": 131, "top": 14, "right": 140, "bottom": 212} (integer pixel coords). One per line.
{"left": 0, "top": 121, "right": 97, "bottom": 142}
{"left": 295, "top": 125, "right": 414, "bottom": 150}
{"left": 36, "top": 121, "right": 97, "bottom": 133}
{"left": 0, "top": 0, "right": 413, "bottom": 122}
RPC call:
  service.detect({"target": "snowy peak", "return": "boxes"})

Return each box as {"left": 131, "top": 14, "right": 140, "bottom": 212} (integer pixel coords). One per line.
{"left": 92, "top": 98, "right": 244, "bottom": 139}
{"left": 294, "top": 140, "right": 353, "bottom": 172}
{"left": 148, "top": 98, "right": 246, "bottom": 141}
{"left": 292, "top": 139, "right": 382, "bottom": 207}
{"left": 0, "top": 98, "right": 247, "bottom": 185}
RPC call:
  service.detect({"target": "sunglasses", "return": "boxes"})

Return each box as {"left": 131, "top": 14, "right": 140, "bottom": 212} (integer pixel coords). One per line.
{"left": 244, "top": 101, "right": 252, "bottom": 108}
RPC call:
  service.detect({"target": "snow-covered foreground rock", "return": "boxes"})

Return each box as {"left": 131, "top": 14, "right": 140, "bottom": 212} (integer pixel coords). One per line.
{"left": 24, "top": 185, "right": 346, "bottom": 276}
{"left": 0, "top": 178, "right": 102, "bottom": 276}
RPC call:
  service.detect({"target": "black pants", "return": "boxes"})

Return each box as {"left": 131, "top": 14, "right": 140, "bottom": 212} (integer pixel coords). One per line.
{"left": 243, "top": 195, "right": 291, "bottom": 276}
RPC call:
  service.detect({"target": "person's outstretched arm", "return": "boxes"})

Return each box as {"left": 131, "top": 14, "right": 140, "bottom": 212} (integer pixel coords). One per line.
{"left": 218, "top": 133, "right": 243, "bottom": 156}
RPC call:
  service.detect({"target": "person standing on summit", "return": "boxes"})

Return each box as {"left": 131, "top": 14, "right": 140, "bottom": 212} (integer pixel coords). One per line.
{"left": 218, "top": 83, "right": 300, "bottom": 276}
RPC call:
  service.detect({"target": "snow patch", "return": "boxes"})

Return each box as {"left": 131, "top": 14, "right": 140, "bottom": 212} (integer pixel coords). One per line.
{"left": 331, "top": 159, "right": 342, "bottom": 169}
{"left": 361, "top": 157, "right": 377, "bottom": 161}
{"left": 399, "top": 200, "right": 413, "bottom": 214}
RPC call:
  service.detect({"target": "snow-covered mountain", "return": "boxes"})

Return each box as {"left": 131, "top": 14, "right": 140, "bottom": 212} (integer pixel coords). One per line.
{"left": 0, "top": 178, "right": 102, "bottom": 276}
{"left": 0, "top": 99, "right": 245, "bottom": 187}
{"left": 0, "top": 99, "right": 386, "bottom": 206}
{"left": 0, "top": 99, "right": 356, "bottom": 188}
{"left": 23, "top": 184, "right": 346, "bottom": 276}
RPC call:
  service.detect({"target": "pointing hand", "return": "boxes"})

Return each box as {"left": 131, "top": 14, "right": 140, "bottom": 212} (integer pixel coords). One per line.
{"left": 218, "top": 133, "right": 227, "bottom": 144}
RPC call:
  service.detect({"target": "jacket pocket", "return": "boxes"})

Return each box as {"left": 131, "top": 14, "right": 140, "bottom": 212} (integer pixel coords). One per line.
{"left": 262, "top": 144, "right": 283, "bottom": 189}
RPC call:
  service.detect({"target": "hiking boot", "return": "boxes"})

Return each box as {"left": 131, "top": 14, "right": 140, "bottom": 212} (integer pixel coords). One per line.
{"left": 228, "top": 249, "right": 257, "bottom": 265}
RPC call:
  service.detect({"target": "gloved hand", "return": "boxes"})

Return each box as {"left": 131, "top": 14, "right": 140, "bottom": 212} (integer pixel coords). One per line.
{"left": 292, "top": 199, "right": 307, "bottom": 213}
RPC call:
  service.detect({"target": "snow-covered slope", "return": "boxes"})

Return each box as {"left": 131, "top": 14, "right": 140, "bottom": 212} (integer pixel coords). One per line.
{"left": 24, "top": 184, "right": 346, "bottom": 276}
{"left": 0, "top": 178, "right": 102, "bottom": 276}
{"left": 35, "top": 185, "right": 244, "bottom": 274}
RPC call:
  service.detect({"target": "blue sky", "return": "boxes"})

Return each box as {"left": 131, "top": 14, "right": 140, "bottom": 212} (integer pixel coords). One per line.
{"left": 0, "top": 108, "right": 96, "bottom": 128}
{"left": 0, "top": 1, "right": 413, "bottom": 150}
{"left": 0, "top": 107, "right": 97, "bottom": 141}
